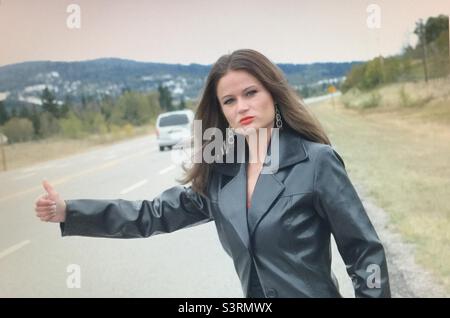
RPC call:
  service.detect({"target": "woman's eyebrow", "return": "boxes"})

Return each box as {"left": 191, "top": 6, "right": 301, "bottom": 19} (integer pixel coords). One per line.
{"left": 221, "top": 85, "right": 257, "bottom": 100}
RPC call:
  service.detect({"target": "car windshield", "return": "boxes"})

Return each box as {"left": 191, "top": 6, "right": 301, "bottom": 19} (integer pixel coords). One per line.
{"left": 159, "top": 114, "right": 189, "bottom": 127}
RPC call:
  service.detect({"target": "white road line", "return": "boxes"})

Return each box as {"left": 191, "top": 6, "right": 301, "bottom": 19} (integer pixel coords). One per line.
{"left": 103, "top": 154, "right": 118, "bottom": 161}
{"left": 82, "top": 155, "right": 97, "bottom": 163}
{"left": 120, "top": 179, "right": 148, "bottom": 195}
{"left": 36, "top": 163, "right": 54, "bottom": 170}
{"left": 55, "top": 162, "right": 70, "bottom": 169}
{"left": 20, "top": 168, "right": 36, "bottom": 173}
{"left": 0, "top": 148, "right": 159, "bottom": 204}
{"left": 159, "top": 165, "right": 176, "bottom": 175}
{"left": 21, "top": 163, "right": 53, "bottom": 172}
{"left": 14, "top": 172, "right": 36, "bottom": 181}
{"left": 0, "top": 240, "right": 31, "bottom": 260}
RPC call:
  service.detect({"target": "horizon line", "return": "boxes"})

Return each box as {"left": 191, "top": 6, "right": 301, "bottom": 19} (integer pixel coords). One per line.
{"left": 0, "top": 56, "right": 370, "bottom": 69}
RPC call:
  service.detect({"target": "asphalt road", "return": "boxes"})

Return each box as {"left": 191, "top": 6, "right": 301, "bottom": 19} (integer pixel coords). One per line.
{"left": 0, "top": 134, "right": 354, "bottom": 297}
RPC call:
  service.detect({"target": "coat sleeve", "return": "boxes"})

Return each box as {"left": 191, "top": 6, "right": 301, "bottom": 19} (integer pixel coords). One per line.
{"left": 313, "top": 146, "right": 391, "bottom": 298}
{"left": 60, "top": 185, "right": 214, "bottom": 238}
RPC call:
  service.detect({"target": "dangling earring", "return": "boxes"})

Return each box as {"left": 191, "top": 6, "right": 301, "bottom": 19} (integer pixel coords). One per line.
{"left": 275, "top": 104, "right": 283, "bottom": 128}
{"left": 227, "top": 126, "right": 235, "bottom": 145}
{"left": 222, "top": 126, "right": 234, "bottom": 155}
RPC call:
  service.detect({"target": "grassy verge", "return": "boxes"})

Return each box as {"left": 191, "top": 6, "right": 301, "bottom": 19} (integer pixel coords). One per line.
{"left": 0, "top": 125, "right": 155, "bottom": 171}
{"left": 309, "top": 83, "right": 450, "bottom": 293}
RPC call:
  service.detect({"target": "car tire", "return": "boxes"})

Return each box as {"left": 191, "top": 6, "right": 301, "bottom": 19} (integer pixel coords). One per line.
{"left": 159, "top": 146, "right": 165, "bottom": 151}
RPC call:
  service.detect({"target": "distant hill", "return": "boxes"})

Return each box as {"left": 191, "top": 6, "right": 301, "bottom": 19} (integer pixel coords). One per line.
{"left": 0, "top": 58, "right": 361, "bottom": 109}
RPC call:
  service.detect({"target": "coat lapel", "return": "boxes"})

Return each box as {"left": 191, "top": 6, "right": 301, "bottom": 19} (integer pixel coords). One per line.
{"left": 217, "top": 162, "right": 250, "bottom": 250}
{"left": 214, "top": 127, "right": 310, "bottom": 247}
{"left": 247, "top": 173, "right": 285, "bottom": 237}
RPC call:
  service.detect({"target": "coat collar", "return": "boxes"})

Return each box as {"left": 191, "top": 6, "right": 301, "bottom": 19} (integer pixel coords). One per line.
{"left": 213, "top": 126, "right": 309, "bottom": 176}
{"left": 215, "top": 127, "right": 310, "bottom": 251}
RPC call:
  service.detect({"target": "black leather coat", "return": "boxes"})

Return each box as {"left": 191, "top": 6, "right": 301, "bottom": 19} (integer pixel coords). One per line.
{"left": 61, "top": 127, "right": 391, "bottom": 298}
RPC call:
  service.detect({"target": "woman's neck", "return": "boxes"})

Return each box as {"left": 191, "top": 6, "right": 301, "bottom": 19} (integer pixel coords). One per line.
{"left": 246, "top": 127, "right": 272, "bottom": 165}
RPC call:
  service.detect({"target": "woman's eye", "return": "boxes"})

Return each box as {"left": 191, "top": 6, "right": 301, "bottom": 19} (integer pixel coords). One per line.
{"left": 223, "top": 91, "right": 255, "bottom": 105}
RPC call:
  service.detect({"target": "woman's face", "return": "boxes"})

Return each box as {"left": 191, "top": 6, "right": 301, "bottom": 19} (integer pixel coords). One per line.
{"left": 216, "top": 70, "right": 275, "bottom": 136}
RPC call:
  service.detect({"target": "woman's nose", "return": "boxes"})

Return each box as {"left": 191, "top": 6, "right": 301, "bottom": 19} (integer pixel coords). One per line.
{"left": 236, "top": 98, "right": 250, "bottom": 113}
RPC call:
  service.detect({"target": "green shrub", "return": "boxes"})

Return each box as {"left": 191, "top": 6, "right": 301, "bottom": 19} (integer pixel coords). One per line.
{"left": 2, "top": 118, "right": 34, "bottom": 142}
{"left": 59, "top": 112, "right": 84, "bottom": 139}
{"left": 361, "top": 92, "right": 382, "bottom": 108}
{"left": 39, "top": 111, "right": 60, "bottom": 137}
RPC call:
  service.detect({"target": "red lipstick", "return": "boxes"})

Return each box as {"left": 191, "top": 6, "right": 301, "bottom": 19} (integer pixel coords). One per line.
{"left": 239, "top": 116, "right": 255, "bottom": 125}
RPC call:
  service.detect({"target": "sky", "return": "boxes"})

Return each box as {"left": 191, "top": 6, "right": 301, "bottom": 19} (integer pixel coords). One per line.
{"left": 0, "top": 0, "right": 449, "bottom": 67}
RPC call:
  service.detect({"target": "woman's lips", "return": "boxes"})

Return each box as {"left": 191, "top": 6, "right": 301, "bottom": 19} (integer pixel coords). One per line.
{"left": 239, "top": 116, "right": 255, "bottom": 125}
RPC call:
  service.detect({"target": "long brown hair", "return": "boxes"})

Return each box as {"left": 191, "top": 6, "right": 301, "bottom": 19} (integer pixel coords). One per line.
{"left": 179, "top": 49, "right": 330, "bottom": 195}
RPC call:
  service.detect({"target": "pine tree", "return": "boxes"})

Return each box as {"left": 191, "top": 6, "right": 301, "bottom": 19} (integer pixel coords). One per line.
{"left": 179, "top": 96, "right": 186, "bottom": 110}
{"left": 60, "top": 103, "right": 69, "bottom": 118}
{"left": 158, "top": 84, "right": 174, "bottom": 111}
{"left": 30, "top": 106, "right": 41, "bottom": 136}
{"left": 60, "top": 95, "right": 71, "bottom": 118}
{"left": 19, "top": 106, "right": 31, "bottom": 118}
{"left": 41, "top": 87, "right": 59, "bottom": 118}
{"left": 0, "top": 101, "right": 9, "bottom": 125}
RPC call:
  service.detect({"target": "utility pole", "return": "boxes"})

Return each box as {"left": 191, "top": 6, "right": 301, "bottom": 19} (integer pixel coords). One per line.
{"left": 379, "top": 55, "right": 385, "bottom": 83}
{"left": 0, "top": 134, "right": 7, "bottom": 171}
{"left": 375, "top": 29, "right": 385, "bottom": 84}
{"left": 417, "top": 19, "right": 429, "bottom": 83}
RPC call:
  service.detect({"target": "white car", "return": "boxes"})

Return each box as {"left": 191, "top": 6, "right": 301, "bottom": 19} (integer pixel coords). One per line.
{"left": 155, "top": 110, "right": 194, "bottom": 151}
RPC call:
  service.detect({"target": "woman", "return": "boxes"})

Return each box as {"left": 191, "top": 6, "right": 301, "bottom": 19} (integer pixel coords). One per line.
{"left": 34, "top": 49, "right": 391, "bottom": 298}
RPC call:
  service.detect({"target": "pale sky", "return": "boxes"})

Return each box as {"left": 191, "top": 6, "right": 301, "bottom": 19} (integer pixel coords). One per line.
{"left": 0, "top": 0, "right": 449, "bottom": 66}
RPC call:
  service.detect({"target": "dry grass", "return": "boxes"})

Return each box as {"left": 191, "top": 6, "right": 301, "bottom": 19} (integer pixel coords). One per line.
{"left": 0, "top": 125, "right": 155, "bottom": 171}
{"left": 310, "top": 84, "right": 450, "bottom": 293}
{"left": 341, "top": 76, "right": 450, "bottom": 123}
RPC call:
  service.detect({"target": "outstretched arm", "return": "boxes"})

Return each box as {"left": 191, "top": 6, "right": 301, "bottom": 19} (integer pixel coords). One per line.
{"left": 35, "top": 181, "right": 213, "bottom": 239}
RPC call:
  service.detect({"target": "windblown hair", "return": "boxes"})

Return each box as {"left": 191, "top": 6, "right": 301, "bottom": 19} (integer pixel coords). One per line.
{"left": 179, "top": 49, "right": 331, "bottom": 196}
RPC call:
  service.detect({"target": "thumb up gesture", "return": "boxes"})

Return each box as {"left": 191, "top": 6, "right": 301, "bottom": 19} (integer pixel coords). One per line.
{"left": 34, "top": 180, "right": 67, "bottom": 223}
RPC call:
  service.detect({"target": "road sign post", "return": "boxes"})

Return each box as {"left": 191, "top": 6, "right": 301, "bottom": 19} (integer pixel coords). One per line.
{"left": 328, "top": 85, "right": 337, "bottom": 109}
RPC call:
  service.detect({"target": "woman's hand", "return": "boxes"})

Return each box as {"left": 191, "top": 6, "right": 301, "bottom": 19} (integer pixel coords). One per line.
{"left": 34, "top": 180, "right": 67, "bottom": 223}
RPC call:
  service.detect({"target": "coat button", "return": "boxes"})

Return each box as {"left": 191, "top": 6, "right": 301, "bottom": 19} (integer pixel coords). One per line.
{"left": 266, "top": 288, "right": 278, "bottom": 298}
